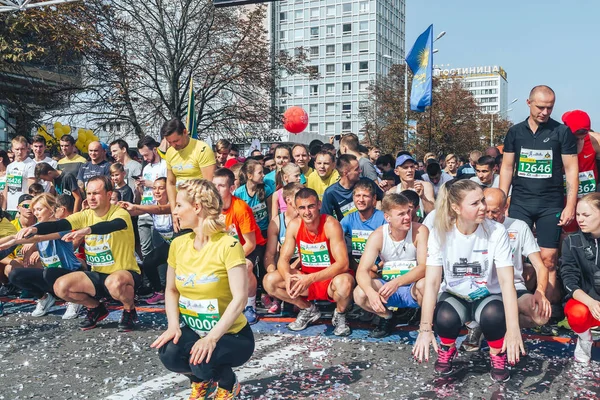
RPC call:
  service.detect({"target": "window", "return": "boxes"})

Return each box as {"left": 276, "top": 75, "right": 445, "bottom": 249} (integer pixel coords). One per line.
{"left": 294, "top": 86, "right": 303, "bottom": 96}
{"left": 280, "top": 87, "right": 288, "bottom": 96}
{"left": 326, "top": 122, "right": 335, "bottom": 133}
{"left": 359, "top": 1, "right": 369, "bottom": 12}
{"left": 326, "top": 25, "right": 335, "bottom": 36}
{"left": 280, "top": 12, "right": 287, "bottom": 22}
{"left": 342, "top": 23, "right": 352, "bottom": 35}
{"left": 359, "top": 41, "right": 369, "bottom": 53}
{"left": 294, "top": 9, "right": 303, "bottom": 20}
{"left": 326, "top": 64, "right": 335, "bottom": 75}
{"left": 309, "top": 123, "right": 319, "bottom": 133}
{"left": 310, "top": 27, "right": 319, "bottom": 38}
{"left": 342, "top": 121, "right": 352, "bottom": 131}
{"left": 359, "top": 101, "right": 368, "bottom": 110}
{"left": 326, "top": 83, "right": 335, "bottom": 94}
{"left": 342, "top": 43, "right": 352, "bottom": 53}
{"left": 309, "top": 104, "right": 318, "bottom": 114}
{"left": 342, "top": 3, "right": 352, "bottom": 14}
{"left": 359, "top": 81, "right": 369, "bottom": 91}
{"left": 342, "top": 63, "right": 351, "bottom": 73}
{"left": 307, "top": 65, "right": 319, "bottom": 75}
{"left": 279, "top": 31, "right": 288, "bottom": 41}
{"left": 310, "top": 46, "right": 319, "bottom": 57}
{"left": 310, "top": 7, "right": 319, "bottom": 19}
{"left": 326, "top": 44, "right": 335, "bottom": 55}
{"left": 342, "top": 82, "right": 351, "bottom": 93}
{"left": 325, "top": 103, "right": 335, "bottom": 114}
{"left": 342, "top": 102, "right": 351, "bottom": 113}
{"left": 294, "top": 28, "right": 304, "bottom": 40}
{"left": 359, "top": 21, "right": 368, "bottom": 32}
{"left": 326, "top": 5, "right": 336, "bottom": 16}
{"left": 310, "top": 85, "right": 318, "bottom": 96}
{"left": 359, "top": 61, "right": 369, "bottom": 72}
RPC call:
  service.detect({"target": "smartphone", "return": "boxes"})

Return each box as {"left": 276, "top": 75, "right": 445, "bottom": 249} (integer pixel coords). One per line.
{"left": 132, "top": 175, "right": 141, "bottom": 180}
{"left": 334, "top": 134, "right": 341, "bottom": 141}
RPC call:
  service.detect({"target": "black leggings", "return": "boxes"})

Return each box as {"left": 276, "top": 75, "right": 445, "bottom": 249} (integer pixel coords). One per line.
{"left": 433, "top": 292, "right": 506, "bottom": 342}
{"left": 8, "top": 267, "right": 78, "bottom": 298}
{"left": 142, "top": 242, "right": 170, "bottom": 292}
{"left": 159, "top": 323, "right": 255, "bottom": 390}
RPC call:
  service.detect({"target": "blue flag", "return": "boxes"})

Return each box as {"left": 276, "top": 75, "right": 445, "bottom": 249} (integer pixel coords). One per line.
{"left": 405, "top": 25, "right": 433, "bottom": 112}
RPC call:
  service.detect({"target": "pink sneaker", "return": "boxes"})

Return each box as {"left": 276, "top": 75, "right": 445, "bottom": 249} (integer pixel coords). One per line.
{"left": 268, "top": 299, "right": 281, "bottom": 314}
{"left": 145, "top": 292, "right": 165, "bottom": 305}
{"left": 261, "top": 294, "right": 274, "bottom": 308}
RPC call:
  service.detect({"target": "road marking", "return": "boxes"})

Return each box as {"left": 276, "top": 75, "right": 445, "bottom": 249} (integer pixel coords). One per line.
{"left": 104, "top": 335, "right": 285, "bottom": 400}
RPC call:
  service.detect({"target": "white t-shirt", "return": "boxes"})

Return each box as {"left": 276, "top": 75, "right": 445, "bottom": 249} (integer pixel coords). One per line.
{"left": 6, "top": 158, "right": 36, "bottom": 211}
{"left": 35, "top": 157, "right": 58, "bottom": 192}
{"left": 503, "top": 217, "right": 539, "bottom": 291}
{"left": 140, "top": 159, "right": 167, "bottom": 218}
{"left": 427, "top": 218, "right": 513, "bottom": 301}
{"left": 422, "top": 209, "right": 436, "bottom": 231}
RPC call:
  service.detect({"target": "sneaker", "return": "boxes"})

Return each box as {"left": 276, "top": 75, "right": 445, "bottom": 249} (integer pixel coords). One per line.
{"left": 0, "top": 284, "right": 19, "bottom": 297}
{"left": 145, "top": 292, "right": 165, "bottom": 305}
{"left": 260, "top": 294, "right": 274, "bottom": 308}
{"left": 0, "top": 285, "right": 8, "bottom": 296}
{"left": 490, "top": 352, "right": 510, "bottom": 382}
{"left": 369, "top": 315, "right": 395, "bottom": 338}
{"left": 214, "top": 377, "right": 241, "bottom": 400}
{"left": 243, "top": 306, "right": 259, "bottom": 325}
{"left": 118, "top": 308, "right": 138, "bottom": 332}
{"left": 460, "top": 324, "right": 483, "bottom": 352}
{"left": 79, "top": 303, "right": 109, "bottom": 331}
{"left": 574, "top": 335, "right": 593, "bottom": 363}
{"left": 288, "top": 304, "right": 321, "bottom": 331}
{"left": 434, "top": 345, "right": 457, "bottom": 375}
{"left": 62, "top": 302, "right": 83, "bottom": 320}
{"left": 31, "top": 294, "right": 55, "bottom": 317}
{"left": 332, "top": 309, "right": 351, "bottom": 337}
{"left": 268, "top": 299, "right": 281, "bottom": 314}
{"left": 189, "top": 380, "right": 217, "bottom": 400}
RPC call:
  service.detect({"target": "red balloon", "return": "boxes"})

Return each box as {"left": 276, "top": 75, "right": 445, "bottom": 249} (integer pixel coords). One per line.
{"left": 283, "top": 106, "right": 309, "bottom": 134}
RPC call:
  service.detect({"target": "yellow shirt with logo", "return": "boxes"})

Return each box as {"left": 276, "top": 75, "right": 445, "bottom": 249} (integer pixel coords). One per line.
{"left": 10, "top": 218, "right": 24, "bottom": 259}
{"left": 168, "top": 232, "right": 247, "bottom": 336}
{"left": 306, "top": 169, "right": 340, "bottom": 199}
{"left": 66, "top": 205, "right": 140, "bottom": 275}
{"left": 165, "top": 138, "right": 216, "bottom": 184}
{"left": 0, "top": 218, "right": 17, "bottom": 238}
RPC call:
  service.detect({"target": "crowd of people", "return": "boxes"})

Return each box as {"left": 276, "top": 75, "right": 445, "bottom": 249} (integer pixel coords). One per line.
{"left": 0, "top": 84, "right": 599, "bottom": 398}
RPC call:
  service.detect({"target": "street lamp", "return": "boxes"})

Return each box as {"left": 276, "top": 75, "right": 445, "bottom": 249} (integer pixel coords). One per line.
{"left": 435, "top": 31, "right": 446, "bottom": 42}
{"left": 490, "top": 98, "right": 518, "bottom": 146}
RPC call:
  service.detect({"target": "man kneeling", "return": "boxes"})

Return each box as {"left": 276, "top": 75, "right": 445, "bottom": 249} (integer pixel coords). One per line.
{"left": 264, "top": 188, "right": 355, "bottom": 336}
{"left": 354, "top": 193, "right": 429, "bottom": 338}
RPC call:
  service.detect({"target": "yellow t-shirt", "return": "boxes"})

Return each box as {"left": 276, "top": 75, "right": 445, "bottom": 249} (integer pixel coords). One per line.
{"left": 66, "top": 205, "right": 140, "bottom": 274}
{"left": 0, "top": 218, "right": 17, "bottom": 238}
{"left": 168, "top": 231, "right": 247, "bottom": 336}
{"left": 307, "top": 169, "right": 340, "bottom": 199}
{"left": 10, "top": 218, "right": 24, "bottom": 259}
{"left": 165, "top": 138, "right": 216, "bottom": 184}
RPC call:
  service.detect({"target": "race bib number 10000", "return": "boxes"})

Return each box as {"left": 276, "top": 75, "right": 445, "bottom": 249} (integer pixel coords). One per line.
{"left": 179, "top": 297, "right": 220, "bottom": 337}
{"left": 517, "top": 148, "right": 552, "bottom": 179}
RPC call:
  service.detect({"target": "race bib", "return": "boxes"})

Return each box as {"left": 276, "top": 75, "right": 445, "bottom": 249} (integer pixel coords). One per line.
{"left": 577, "top": 170, "right": 596, "bottom": 197}
{"left": 340, "top": 201, "right": 357, "bottom": 217}
{"left": 381, "top": 260, "right": 417, "bottom": 281}
{"left": 6, "top": 171, "right": 23, "bottom": 192}
{"left": 141, "top": 191, "right": 154, "bottom": 205}
{"left": 299, "top": 240, "right": 331, "bottom": 268}
{"left": 179, "top": 296, "right": 220, "bottom": 337}
{"left": 351, "top": 230, "right": 371, "bottom": 256}
{"left": 85, "top": 235, "right": 115, "bottom": 267}
{"left": 0, "top": 176, "right": 6, "bottom": 191}
{"left": 226, "top": 223, "right": 239, "bottom": 240}
{"left": 517, "top": 148, "right": 552, "bottom": 179}
{"left": 252, "top": 202, "right": 268, "bottom": 224}
{"left": 41, "top": 254, "right": 61, "bottom": 269}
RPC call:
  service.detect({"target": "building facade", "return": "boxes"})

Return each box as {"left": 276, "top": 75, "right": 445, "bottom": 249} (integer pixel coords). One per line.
{"left": 271, "top": 0, "right": 406, "bottom": 136}
{"left": 433, "top": 65, "right": 509, "bottom": 115}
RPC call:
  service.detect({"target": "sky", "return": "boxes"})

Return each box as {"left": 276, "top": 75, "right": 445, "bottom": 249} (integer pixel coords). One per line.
{"left": 405, "top": 0, "right": 599, "bottom": 126}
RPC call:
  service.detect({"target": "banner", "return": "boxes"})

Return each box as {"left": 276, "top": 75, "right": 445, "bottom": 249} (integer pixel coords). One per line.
{"left": 405, "top": 25, "right": 433, "bottom": 112}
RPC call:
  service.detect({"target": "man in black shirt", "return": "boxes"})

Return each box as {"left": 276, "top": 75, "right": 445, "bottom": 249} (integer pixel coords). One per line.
{"left": 35, "top": 162, "right": 82, "bottom": 212}
{"left": 500, "top": 85, "right": 578, "bottom": 304}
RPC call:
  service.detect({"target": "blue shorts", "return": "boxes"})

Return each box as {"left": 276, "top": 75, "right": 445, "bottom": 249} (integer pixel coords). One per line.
{"left": 378, "top": 280, "right": 419, "bottom": 308}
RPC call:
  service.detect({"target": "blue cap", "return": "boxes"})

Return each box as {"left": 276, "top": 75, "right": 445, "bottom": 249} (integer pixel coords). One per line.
{"left": 395, "top": 154, "right": 416, "bottom": 167}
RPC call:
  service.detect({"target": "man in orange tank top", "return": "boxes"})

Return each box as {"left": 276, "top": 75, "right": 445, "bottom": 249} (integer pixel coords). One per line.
{"left": 263, "top": 188, "right": 355, "bottom": 336}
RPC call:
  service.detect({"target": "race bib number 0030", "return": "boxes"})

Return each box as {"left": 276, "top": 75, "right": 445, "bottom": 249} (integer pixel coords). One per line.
{"left": 517, "top": 148, "right": 552, "bottom": 179}
{"left": 299, "top": 241, "right": 331, "bottom": 268}
{"left": 179, "top": 296, "right": 220, "bottom": 337}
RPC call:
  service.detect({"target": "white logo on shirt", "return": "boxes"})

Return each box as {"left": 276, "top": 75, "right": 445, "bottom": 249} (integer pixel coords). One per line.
{"left": 543, "top": 138, "right": 550, "bottom": 143}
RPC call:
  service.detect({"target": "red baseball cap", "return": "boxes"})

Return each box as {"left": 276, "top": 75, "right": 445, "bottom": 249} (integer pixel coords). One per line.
{"left": 562, "top": 110, "right": 591, "bottom": 133}
{"left": 224, "top": 158, "right": 239, "bottom": 169}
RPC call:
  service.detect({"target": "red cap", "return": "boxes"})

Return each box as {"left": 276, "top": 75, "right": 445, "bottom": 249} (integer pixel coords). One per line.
{"left": 562, "top": 110, "right": 591, "bottom": 133}
{"left": 224, "top": 158, "right": 239, "bottom": 169}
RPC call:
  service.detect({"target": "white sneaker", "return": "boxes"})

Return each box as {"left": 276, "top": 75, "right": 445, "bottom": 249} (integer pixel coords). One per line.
{"left": 31, "top": 294, "right": 55, "bottom": 317}
{"left": 574, "top": 330, "right": 593, "bottom": 363}
{"left": 62, "top": 302, "right": 83, "bottom": 320}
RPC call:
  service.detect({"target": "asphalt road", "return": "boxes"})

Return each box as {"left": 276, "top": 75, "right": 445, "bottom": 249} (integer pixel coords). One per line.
{"left": 0, "top": 299, "right": 599, "bottom": 400}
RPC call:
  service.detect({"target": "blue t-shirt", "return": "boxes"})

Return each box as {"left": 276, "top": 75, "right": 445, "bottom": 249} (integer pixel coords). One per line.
{"left": 36, "top": 231, "right": 81, "bottom": 271}
{"left": 340, "top": 209, "right": 386, "bottom": 261}
{"left": 234, "top": 181, "right": 275, "bottom": 231}
{"left": 321, "top": 178, "right": 384, "bottom": 221}
{"left": 264, "top": 170, "right": 307, "bottom": 187}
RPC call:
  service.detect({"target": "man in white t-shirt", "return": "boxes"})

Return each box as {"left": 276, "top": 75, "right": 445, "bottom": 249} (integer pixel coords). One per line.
{"left": 3, "top": 136, "right": 36, "bottom": 218}
{"left": 110, "top": 139, "right": 142, "bottom": 198}
{"left": 32, "top": 135, "right": 58, "bottom": 192}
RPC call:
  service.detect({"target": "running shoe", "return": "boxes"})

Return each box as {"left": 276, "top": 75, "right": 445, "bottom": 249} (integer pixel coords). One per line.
{"left": 490, "top": 352, "right": 510, "bottom": 382}
{"left": 332, "top": 309, "right": 351, "bottom": 337}
{"left": 574, "top": 335, "right": 593, "bottom": 363}
{"left": 188, "top": 380, "right": 217, "bottom": 400}
{"left": 260, "top": 293, "right": 274, "bottom": 308}
{"left": 369, "top": 315, "right": 395, "bottom": 339}
{"left": 243, "top": 306, "right": 259, "bottom": 325}
{"left": 434, "top": 345, "right": 457, "bottom": 375}
{"left": 460, "top": 325, "right": 483, "bottom": 352}
{"left": 80, "top": 303, "right": 109, "bottom": 331}
{"left": 214, "top": 377, "right": 241, "bottom": 400}
{"left": 63, "top": 302, "right": 83, "bottom": 320}
{"left": 288, "top": 304, "right": 321, "bottom": 331}
{"left": 31, "top": 294, "right": 55, "bottom": 317}
{"left": 118, "top": 308, "right": 138, "bottom": 332}
{"left": 267, "top": 299, "right": 281, "bottom": 314}
{"left": 145, "top": 292, "right": 165, "bottom": 305}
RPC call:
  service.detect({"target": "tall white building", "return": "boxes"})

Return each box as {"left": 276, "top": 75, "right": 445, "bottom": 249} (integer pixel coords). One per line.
{"left": 271, "top": 0, "right": 406, "bottom": 136}
{"left": 433, "top": 65, "right": 509, "bottom": 115}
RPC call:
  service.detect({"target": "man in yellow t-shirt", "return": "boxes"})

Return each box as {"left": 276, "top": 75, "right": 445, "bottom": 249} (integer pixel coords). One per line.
{"left": 307, "top": 151, "right": 340, "bottom": 200}
{"left": 17, "top": 176, "right": 141, "bottom": 332}
{"left": 162, "top": 118, "right": 216, "bottom": 231}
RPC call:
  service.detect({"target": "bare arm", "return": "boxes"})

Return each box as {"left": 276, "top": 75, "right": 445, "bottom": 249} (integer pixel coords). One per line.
{"left": 240, "top": 231, "right": 256, "bottom": 257}
{"left": 563, "top": 154, "right": 579, "bottom": 209}
{"left": 588, "top": 131, "right": 600, "bottom": 158}
{"left": 527, "top": 251, "right": 548, "bottom": 294}
{"left": 499, "top": 152, "right": 515, "bottom": 196}
{"left": 200, "top": 164, "right": 216, "bottom": 181}
{"left": 166, "top": 169, "right": 177, "bottom": 213}
{"left": 276, "top": 218, "right": 300, "bottom": 280}
{"left": 420, "top": 182, "right": 435, "bottom": 215}
{"left": 264, "top": 218, "right": 280, "bottom": 273}
{"left": 72, "top": 189, "right": 82, "bottom": 213}
{"left": 271, "top": 192, "right": 280, "bottom": 221}
{"left": 394, "top": 224, "right": 428, "bottom": 287}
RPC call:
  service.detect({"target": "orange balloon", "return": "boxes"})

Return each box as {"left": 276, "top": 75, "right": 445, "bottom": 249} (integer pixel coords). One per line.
{"left": 283, "top": 106, "right": 309, "bottom": 134}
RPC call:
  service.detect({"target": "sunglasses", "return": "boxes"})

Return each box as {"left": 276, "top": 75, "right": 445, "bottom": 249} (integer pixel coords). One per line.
{"left": 19, "top": 203, "right": 30, "bottom": 209}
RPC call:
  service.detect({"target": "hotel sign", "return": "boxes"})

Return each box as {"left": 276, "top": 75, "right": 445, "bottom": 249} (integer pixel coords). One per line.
{"left": 433, "top": 65, "right": 507, "bottom": 80}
